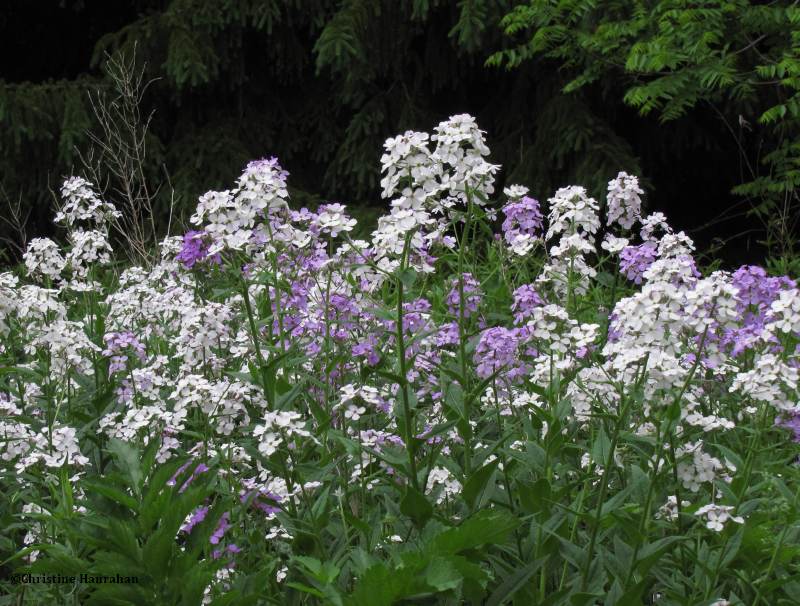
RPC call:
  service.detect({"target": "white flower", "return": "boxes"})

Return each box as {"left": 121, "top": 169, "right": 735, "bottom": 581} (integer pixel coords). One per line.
{"left": 253, "top": 410, "right": 311, "bottom": 457}
{"left": 344, "top": 404, "right": 367, "bottom": 421}
{"left": 656, "top": 495, "right": 691, "bottom": 521}
{"left": 24, "top": 238, "right": 66, "bottom": 281}
{"left": 601, "top": 234, "right": 629, "bottom": 254}
{"left": 546, "top": 186, "right": 600, "bottom": 240}
{"left": 56, "top": 177, "right": 121, "bottom": 228}
{"left": 66, "top": 229, "right": 113, "bottom": 278}
{"left": 606, "top": 172, "right": 643, "bottom": 230}
{"left": 426, "top": 466, "right": 463, "bottom": 504}
{"left": 767, "top": 288, "right": 800, "bottom": 336}
{"left": 503, "top": 184, "right": 529, "bottom": 200}
{"left": 313, "top": 203, "right": 357, "bottom": 237}
{"left": 675, "top": 441, "right": 734, "bottom": 492}
{"left": 276, "top": 566, "right": 288, "bottom": 583}
{"left": 695, "top": 503, "right": 744, "bottom": 532}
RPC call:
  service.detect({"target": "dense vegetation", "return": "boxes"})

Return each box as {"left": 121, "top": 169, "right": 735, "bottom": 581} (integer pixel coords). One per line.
{"left": 1, "top": 115, "right": 799, "bottom": 604}
{"left": 1, "top": 3, "right": 799, "bottom": 605}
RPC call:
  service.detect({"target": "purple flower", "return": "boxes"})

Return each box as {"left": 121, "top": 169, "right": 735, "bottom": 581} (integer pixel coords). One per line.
{"left": 502, "top": 196, "right": 543, "bottom": 245}
{"left": 168, "top": 460, "right": 210, "bottom": 493}
{"left": 435, "top": 322, "right": 460, "bottom": 347}
{"left": 210, "top": 511, "right": 231, "bottom": 545}
{"left": 733, "top": 265, "right": 796, "bottom": 318}
{"left": 176, "top": 230, "right": 221, "bottom": 269}
{"left": 241, "top": 488, "right": 283, "bottom": 516}
{"left": 474, "top": 326, "right": 527, "bottom": 382}
{"left": 352, "top": 336, "right": 380, "bottom": 366}
{"left": 181, "top": 505, "right": 210, "bottom": 534}
{"left": 511, "top": 284, "right": 544, "bottom": 325}
{"left": 445, "top": 273, "right": 482, "bottom": 319}
{"left": 102, "top": 332, "right": 147, "bottom": 374}
{"left": 777, "top": 413, "right": 800, "bottom": 443}
{"left": 619, "top": 243, "right": 658, "bottom": 284}
{"left": 719, "top": 266, "right": 797, "bottom": 356}
{"left": 179, "top": 463, "right": 209, "bottom": 493}
{"left": 167, "top": 460, "right": 193, "bottom": 487}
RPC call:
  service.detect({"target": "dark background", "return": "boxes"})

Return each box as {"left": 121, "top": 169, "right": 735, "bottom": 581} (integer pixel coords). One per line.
{"left": 0, "top": 0, "right": 769, "bottom": 266}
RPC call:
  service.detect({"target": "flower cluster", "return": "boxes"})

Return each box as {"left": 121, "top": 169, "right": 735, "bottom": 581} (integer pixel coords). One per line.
{"left": 2, "top": 114, "right": 798, "bottom": 604}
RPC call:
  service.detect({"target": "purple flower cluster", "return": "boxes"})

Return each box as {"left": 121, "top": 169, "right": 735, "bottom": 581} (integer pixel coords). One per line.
{"left": 176, "top": 230, "right": 221, "bottom": 269}
{"left": 777, "top": 413, "right": 800, "bottom": 443}
{"left": 445, "top": 273, "right": 482, "bottom": 319}
{"left": 167, "top": 460, "right": 209, "bottom": 493}
{"left": 718, "top": 266, "right": 797, "bottom": 357}
{"left": 181, "top": 505, "right": 209, "bottom": 534}
{"left": 212, "top": 543, "right": 241, "bottom": 560}
{"left": 733, "top": 266, "right": 796, "bottom": 318}
{"left": 436, "top": 321, "right": 460, "bottom": 347}
{"left": 241, "top": 487, "right": 282, "bottom": 515}
{"left": 502, "top": 196, "right": 543, "bottom": 244}
{"left": 511, "top": 284, "right": 544, "bottom": 325}
{"left": 101, "top": 331, "right": 146, "bottom": 374}
{"left": 619, "top": 243, "right": 658, "bottom": 284}
{"left": 352, "top": 335, "right": 380, "bottom": 366}
{"left": 210, "top": 511, "right": 231, "bottom": 545}
{"left": 474, "top": 326, "right": 528, "bottom": 382}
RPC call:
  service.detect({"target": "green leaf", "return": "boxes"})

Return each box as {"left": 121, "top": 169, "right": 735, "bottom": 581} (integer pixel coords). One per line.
{"left": 432, "top": 510, "right": 519, "bottom": 555}
{"left": 400, "top": 485, "right": 433, "bottom": 528}
{"left": 486, "top": 557, "right": 545, "bottom": 606}
{"left": 107, "top": 438, "right": 143, "bottom": 496}
{"left": 590, "top": 427, "right": 612, "bottom": 467}
{"left": 462, "top": 458, "right": 500, "bottom": 510}
{"left": 424, "top": 556, "right": 461, "bottom": 592}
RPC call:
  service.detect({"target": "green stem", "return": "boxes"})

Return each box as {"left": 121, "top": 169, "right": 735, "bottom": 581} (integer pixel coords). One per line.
{"left": 241, "top": 278, "right": 270, "bottom": 407}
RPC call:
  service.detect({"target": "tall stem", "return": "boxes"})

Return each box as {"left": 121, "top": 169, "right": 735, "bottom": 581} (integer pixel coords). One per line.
{"left": 241, "top": 278, "right": 270, "bottom": 407}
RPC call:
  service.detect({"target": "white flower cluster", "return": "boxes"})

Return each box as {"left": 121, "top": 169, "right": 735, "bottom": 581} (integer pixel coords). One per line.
{"left": 426, "top": 466, "right": 463, "bottom": 505}
{"left": 191, "top": 158, "right": 290, "bottom": 254}
{"left": 372, "top": 114, "right": 499, "bottom": 272}
{"left": 694, "top": 503, "right": 744, "bottom": 531}
{"left": 253, "top": 410, "right": 312, "bottom": 457}
{"left": 606, "top": 171, "right": 643, "bottom": 230}
{"left": 731, "top": 353, "right": 799, "bottom": 414}
{"left": 527, "top": 304, "right": 598, "bottom": 366}
{"left": 312, "top": 203, "right": 357, "bottom": 238}
{"left": 66, "top": 229, "right": 113, "bottom": 279}
{"left": 675, "top": 441, "right": 735, "bottom": 492}
{"left": 56, "top": 177, "right": 121, "bottom": 229}
{"left": 24, "top": 178, "right": 117, "bottom": 287}
{"left": 545, "top": 186, "right": 600, "bottom": 241}
{"left": 23, "top": 238, "right": 66, "bottom": 282}
{"left": 656, "top": 495, "right": 691, "bottom": 521}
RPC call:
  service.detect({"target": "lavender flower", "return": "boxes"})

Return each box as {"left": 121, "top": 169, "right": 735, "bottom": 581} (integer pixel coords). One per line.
{"left": 474, "top": 326, "right": 527, "bottom": 382}
{"left": 511, "top": 284, "right": 544, "bottom": 325}
{"left": 210, "top": 511, "right": 231, "bottom": 545}
{"left": 179, "top": 463, "right": 209, "bottom": 493}
{"left": 167, "top": 460, "right": 209, "bottom": 493}
{"left": 619, "top": 243, "right": 658, "bottom": 284}
{"left": 176, "top": 230, "right": 220, "bottom": 269}
{"left": 445, "top": 273, "right": 482, "bottom": 319}
{"left": 501, "top": 196, "right": 543, "bottom": 255}
{"left": 181, "top": 505, "right": 210, "bottom": 534}
{"left": 776, "top": 413, "right": 800, "bottom": 443}
{"left": 102, "top": 331, "right": 146, "bottom": 375}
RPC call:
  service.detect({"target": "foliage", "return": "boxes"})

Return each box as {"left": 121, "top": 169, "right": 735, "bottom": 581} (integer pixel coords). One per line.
{"left": 1, "top": 115, "right": 799, "bottom": 604}
{"left": 1, "top": 0, "right": 650, "bottom": 261}
{"left": 488, "top": 0, "right": 800, "bottom": 254}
